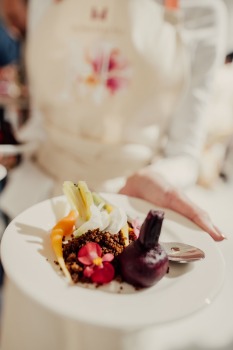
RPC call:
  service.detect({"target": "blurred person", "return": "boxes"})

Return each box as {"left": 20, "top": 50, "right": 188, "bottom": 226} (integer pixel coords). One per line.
{"left": 197, "top": 0, "right": 233, "bottom": 186}
{"left": 220, "top": 0, "right": 233, "bottom": 182}
{"left": 0, "top": 0, "right": 27, "bottom": 39}
{"left": 0, "top": 18, "right": 28, "bottom": 171}
{"left": 0, "top": 18, "right": 23, "bottom": 245}
{"left": 0, "top": 16, "right": 22, "bottom": 98}
{"left": 223, "top": 0, "right": 233, "bottom": 57}
{"left": 0, "top": 20, "right": 21, "bottom": 66}
{"left": 0, "top": 0, "right": 228, "bottom": 241}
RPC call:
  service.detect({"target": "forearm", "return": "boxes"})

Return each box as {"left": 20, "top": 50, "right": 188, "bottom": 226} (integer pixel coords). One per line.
{"left": 148, "top": 155, "right": 199, "bottom": 188}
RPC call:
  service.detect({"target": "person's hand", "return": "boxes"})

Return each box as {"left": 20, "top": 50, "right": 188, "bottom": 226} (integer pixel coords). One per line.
{"left": 0, "top": 0, "right": 27, "bottom": 38}
{"left": 119, "top": 168, "right": 226, "bottom": 242}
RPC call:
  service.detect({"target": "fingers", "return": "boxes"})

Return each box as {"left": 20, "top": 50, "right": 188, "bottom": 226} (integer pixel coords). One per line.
{"left": 166, "top": 188, "right": 226, "bottom": 241}
{"left": 191, "top": 211, "right": 226, "bottom": 242}
{"left": 120, "top": 172, "right": 226, "bottom": 242}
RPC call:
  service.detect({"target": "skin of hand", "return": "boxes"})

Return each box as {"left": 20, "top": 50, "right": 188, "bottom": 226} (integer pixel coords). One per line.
{"left": 0, "top": 0, "right": 27, "bottom": 38}
{"left": 119, "top": 168, "right": 226, "bottom": 242}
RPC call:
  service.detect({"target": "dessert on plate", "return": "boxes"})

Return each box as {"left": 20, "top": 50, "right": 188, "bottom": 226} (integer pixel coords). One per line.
{"left": 50, "top": 180, "right": 169, "bottom": 288}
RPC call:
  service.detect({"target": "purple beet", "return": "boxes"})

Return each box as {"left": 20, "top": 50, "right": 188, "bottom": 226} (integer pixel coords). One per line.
{"left": 118, "top": 210, "right": 169, "bottom": 288}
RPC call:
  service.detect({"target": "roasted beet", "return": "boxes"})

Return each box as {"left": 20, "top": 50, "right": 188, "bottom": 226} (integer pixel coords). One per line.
{"left": 118, "top": 210, "right": 169, "bottom": 288}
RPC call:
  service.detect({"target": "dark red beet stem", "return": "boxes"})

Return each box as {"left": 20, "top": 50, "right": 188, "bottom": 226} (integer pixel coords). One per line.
{"left": 138, "top": 210, "right": 164, "bottom": 249}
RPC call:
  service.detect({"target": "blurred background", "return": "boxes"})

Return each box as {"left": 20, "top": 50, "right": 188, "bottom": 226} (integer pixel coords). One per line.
{"left": 1, "top": 0, "right": 233, "bottom": 295}
{"left": 0, "top": 14, "right": 29, "bottom": 286}
{"left": 0, "top": 3, "right": 233, "bottom": 350}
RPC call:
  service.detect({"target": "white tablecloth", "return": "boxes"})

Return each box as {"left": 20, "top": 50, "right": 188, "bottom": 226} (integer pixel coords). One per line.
{"left": 1, "top": 179, "right": 233, "bottom": 350}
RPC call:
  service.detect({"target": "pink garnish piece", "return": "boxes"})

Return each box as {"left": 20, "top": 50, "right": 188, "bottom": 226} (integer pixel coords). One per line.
{"left": 83, "top": 265, "right": 95, "bottom": 278}
{"left": 77, "top": 242, "right": 115, "bottom": 284}
{"left": 102, "top": 253, "right": 114, "bottom": 262}
{"left": 91, "top": 262, "right": 115, "bottom": 284}
{"left": 78, "top": 242, "right": 102, "bottom": 265}
{"left": 131, "top": 218, "right": 141, "bottom": 237}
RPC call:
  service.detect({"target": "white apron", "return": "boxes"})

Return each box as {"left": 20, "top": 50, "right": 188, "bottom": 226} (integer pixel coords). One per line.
{"left": 26, "top": 0, "right": 189, "bottom": 193}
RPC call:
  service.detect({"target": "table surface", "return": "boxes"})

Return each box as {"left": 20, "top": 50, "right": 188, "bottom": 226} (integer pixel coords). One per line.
{"left": 0, "top": 178, "right": 233, "bottom": 350}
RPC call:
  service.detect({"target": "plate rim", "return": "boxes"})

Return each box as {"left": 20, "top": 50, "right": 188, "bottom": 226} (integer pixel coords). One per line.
{"left": 0, "top": 193, "right": 226, "bottom": 329}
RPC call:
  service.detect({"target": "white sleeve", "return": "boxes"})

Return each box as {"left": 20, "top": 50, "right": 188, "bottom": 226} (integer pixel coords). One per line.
{"left": 154, "top": 0, "right": 227, "bottom": 188}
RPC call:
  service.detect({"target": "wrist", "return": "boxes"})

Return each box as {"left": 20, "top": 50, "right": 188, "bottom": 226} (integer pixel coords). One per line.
{"left": 149, "top": 155, "right": 199, "bottom": 188}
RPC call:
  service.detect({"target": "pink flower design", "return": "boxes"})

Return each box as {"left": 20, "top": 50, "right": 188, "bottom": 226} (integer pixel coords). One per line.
{"left": 78, "top": 242, "right": 115, "bottom": 284}
{"left": 106, "top": 76, "right": 128, "bottom": 94}
{"left": 108, "top": 49, "right": 128, "bottom": 72}
{"left": 82, "top": 46, "right": 131, "bottom": 97}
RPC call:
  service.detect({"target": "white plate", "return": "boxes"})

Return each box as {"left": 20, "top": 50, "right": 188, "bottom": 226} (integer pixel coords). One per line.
{"left": 0, "top": 194, "right": 225, "bottom": 329}
{"left": 0, "top": 142, "right": 38, "bottom": 156}
{"left": 0, "top": 164, "right": 7, "bottom": 181}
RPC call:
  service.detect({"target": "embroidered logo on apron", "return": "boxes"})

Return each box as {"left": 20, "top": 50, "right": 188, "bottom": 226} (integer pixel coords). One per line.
{"left": 62, "top": 42, "right": 131, "bottom": 104}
